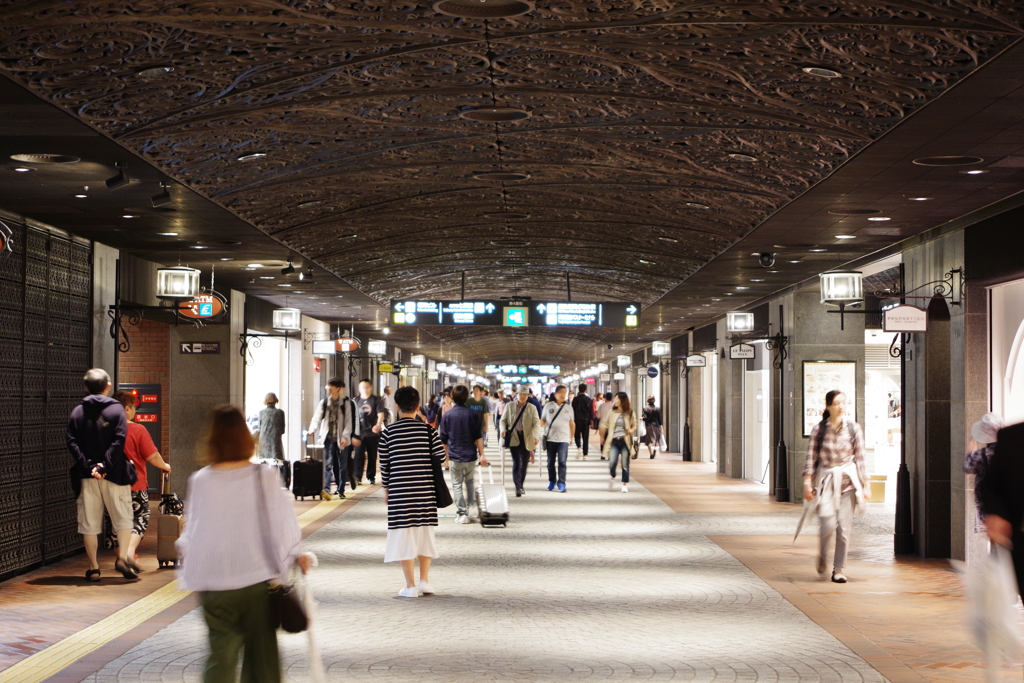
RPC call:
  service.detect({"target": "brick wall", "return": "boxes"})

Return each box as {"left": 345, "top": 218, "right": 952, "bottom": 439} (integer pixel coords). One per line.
{"left": 119, "top": 320, "right": 170, "bottom": 460}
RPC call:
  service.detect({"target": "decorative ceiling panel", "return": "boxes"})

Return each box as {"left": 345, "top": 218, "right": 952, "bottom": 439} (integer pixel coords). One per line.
{"left": 0, "top": 1, "right": 1020, "bottom": 362}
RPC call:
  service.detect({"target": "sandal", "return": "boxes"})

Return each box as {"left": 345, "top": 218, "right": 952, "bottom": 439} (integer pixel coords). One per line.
{"left": 86, "top": 568, "right": 101, "bottom": 582}
{"left": 114, "top": 558, "right": 139, "bottom": 580}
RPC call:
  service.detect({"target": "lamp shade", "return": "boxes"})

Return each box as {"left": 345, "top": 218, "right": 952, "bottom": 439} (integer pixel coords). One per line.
{"left": 156, "top": 266, "right": 200, "bottom": 299}
{"left": 617, "top": 355, "right": 631, "bottom": 367}
{"left": 272, "top": 307, "right": 301, "bottom": 331}
{"left": 726, "top": 311, "right": 755, "bottom": 333}
{"left": 820, "top": 271, "right": 863, "bottom": 304}
{"left": 651, "top": 341, "right": 671, "bottom": 356}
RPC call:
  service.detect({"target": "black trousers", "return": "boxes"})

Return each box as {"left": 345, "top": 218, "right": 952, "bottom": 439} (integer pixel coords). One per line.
{"left": 574, "top": 422, "right": 590, "bottom": 456}
{"left": 353, "top": 433, "right": 380, "bottom": 484}
{"left": 510, "top": 445, "right": 531, "bottom": 490}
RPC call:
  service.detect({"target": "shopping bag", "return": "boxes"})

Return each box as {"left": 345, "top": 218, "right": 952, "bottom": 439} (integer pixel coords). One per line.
{"left": 953, "top": 545, "right": 1023, "bottom": 677}
{"left": 298, "top": 573, "right": 326, "bottom": 683}
{"left": 659, "top": 434, "right": 668, "bottom": 451}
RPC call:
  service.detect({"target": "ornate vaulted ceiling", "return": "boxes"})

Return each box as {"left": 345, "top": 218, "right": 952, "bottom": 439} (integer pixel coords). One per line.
{"left": 0, "top": 1, "right": 1021, "bottom": 363}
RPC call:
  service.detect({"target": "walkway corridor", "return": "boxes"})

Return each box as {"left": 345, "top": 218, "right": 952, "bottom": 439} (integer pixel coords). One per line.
{"left": 0, "top": 450, "right": 993, "bottom": 683}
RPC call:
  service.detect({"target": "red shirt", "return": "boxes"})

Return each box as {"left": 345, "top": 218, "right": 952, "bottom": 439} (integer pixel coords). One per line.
{"left": 125, "top": 422, "right": 158, "bottom": 491}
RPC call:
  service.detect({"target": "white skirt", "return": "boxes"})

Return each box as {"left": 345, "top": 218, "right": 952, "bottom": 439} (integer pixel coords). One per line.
{"left": 384, "top": 525, "right": 439, "bottom": 563}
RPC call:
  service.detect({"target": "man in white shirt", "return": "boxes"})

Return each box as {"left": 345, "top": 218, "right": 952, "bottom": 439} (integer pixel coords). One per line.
{"left": 540, "top": 385, "right": 575, "bottom": 493}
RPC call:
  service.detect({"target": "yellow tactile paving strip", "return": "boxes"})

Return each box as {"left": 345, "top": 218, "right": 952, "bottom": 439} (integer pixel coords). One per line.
{"left": 0, "top": 493, "right": 357, "bottom": 683}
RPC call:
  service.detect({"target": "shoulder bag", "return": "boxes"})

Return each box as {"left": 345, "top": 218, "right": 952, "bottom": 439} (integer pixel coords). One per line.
{"left": 255, "top": 466, "right": 308, "bottom": 633}
{"left": 426, "top": 424, "right": 454, "bottom": 508}
{"left": 541, "top": 403, "right": 566, "bottom": 451}
{"left": 503, "top": 403, "right": 528, "bottom": 449}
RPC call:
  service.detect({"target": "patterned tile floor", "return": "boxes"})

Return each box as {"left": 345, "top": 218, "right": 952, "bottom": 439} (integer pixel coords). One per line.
{"left": 79, "top": 448, "right": 885, "bottom": 682}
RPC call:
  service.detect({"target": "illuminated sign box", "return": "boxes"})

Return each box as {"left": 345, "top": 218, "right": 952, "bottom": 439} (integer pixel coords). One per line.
{"left": 391, "top": 300, "right": 640, "bottom": 327}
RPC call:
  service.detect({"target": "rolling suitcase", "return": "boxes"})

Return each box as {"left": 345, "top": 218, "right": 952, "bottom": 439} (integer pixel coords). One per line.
{"left": 477, "top": 449, "right": 510, "bottom": 528}
{"left": 157, "top": 474, "right": 184, "bottom": 568}
{"left": 293, "top": 456, "right": 322, "bottom": 500}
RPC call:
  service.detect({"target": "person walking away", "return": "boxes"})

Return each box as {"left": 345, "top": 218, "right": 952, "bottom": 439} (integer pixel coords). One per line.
{"left": 67, "top": 368, "right": 138, "bottom": 581}
{"left": 642, "top": 396, "right": 664, "bottom": 459}
{"left": 353, "top": 379, "right": 386, "bottom": 486}
{"left": 382, "top": 385, "right": 397, "bottom": 426}
{"left": 424, "top": 395, "right": 439, "bottom": 427}
{"left": 501, "top": 387, "right": 540, "bottom": 497}
{"left": 597, "top": 392, "right": 615, "bottom": 459}
{"left": 380, "top": 386, "right": 446, "bottom": 597}
{"left": 439, "top": 385, "right": 488, "bottom": 523}
{"left": 599, "top": 392, "right": 637, "bottom": 492}
{"left": 965, "top": 412, "right": 1003, "bottom": 528}
{"left": 803, "top": 390, "right": 870, "bottom": 584}
{"left": 540, "top": 385, "right": 575, "bottom": 493}
{"left": 465, "top": 385, "right": 491, "bottom": 447}
{"left": 571, "top": 384, "right": 593, "bottom": 460}
{"left": 112, "top": 391, "right": 171, "bottom": 572}
{"left": 307, "top": 379, "right": 356, "bottom": 499}
{"left": 257, "top": 393, "right": 287, "bottom": 465}
{"left": 177, "top": 405, "right": 313, "bottom": 683}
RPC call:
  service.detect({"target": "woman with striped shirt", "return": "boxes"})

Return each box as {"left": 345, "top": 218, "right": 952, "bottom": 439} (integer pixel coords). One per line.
{"left": 380, "top": 385, "right": 446, "bottom": 598}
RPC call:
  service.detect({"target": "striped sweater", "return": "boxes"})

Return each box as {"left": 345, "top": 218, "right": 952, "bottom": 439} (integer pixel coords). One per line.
{"left": 380, "top": 417, "right": 445, "bottom": 530}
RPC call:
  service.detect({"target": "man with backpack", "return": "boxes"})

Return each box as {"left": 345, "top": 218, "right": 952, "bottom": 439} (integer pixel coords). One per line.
{"left": 571, "top": 383, "right": 593, "bottom": 460}
{"left": 308, "top": 378, "right": 357, "bottom": 499}
{"left": 803, "top": 390, "right": 869, "bottom": 584}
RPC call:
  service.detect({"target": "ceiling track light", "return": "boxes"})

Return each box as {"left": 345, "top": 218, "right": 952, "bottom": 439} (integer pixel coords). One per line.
{"left": 299, "top": 268, "right": 315, "bottom": 282}
{"left": 150, "top": 181, "right": 171, "bottom": 207}
{"left": 280, "top": 261, "right": 296, "bottom": 275}
{"left": 105, "top": 162, "right": 129, "bottom": 190}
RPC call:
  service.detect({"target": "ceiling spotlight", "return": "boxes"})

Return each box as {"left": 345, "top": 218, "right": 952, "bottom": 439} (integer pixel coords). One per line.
{"left": 867, "top": 216, "right": 891, "bottom": 221}
{"left": 220, "top": 257, "right": 233, "bottom": 261}
{"left": 835, "top": 235, "right": 856, "bottom": 239}
{"left": 809, "top": 248, "right": 827, "bottom": 252}
{"left": 339, "top": 234, "right": 358, "bottom": 239}
{"left": 260, "top": 276, "right": 275, "bottom": 280}
{"left": 247, "top": 263, "right": 263, "bottom": 268}
{"left": 382, "top": 327, "right": 391, "bottom": 335}
{"left": 909, "top": 197, "right": 932, "bottom": 201}
{"left": 136, "top": 64, "right": 174, "bottom": 78}
{"left": 122, "top": 214, "right": 137, "bottom": 219}
{"left": 658, "top": 236, "right": 679, "bottom": 243}
{"left": 278, "top": 283, "right": 292, "bottom": 287}
{"left": 736, "top": 286, "right": 750, "bottom": 290}
{"left": 961, "top": 169, "right": 989, "bottom": 175}
{"left": 151, "top": 182, "right": 171, "bottom": 207}
{"left": 685, "top": 202, "right": 710, "bottom": 209}
{"left": 192, "top": 245, "right": 208, "bottom": 249}
{"left": 281, "top": 262, "right": 296, "bottom": 275}
{"left": 105, "top": 162, "right": 129, "bottom": 190}
{"left": 157, "top": 232, "right": 178, "bottom": 236}
{"left": 237, "top": 153, "right": 267, "bottom": 162}
{"left": 74, "top": 194, "right": 87, "bottom": 198}
{"left": 299, "top": 269, "right": 315, "bottom": 281}
{"left": 12, "top": 167, "right": 34, "bottom": 172}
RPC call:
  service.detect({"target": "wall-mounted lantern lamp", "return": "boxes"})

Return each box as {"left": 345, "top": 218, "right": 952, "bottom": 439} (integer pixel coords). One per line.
{"left": 272, "top": 307, "right": 302, "bottom": 331}
{"left": 726, "top": 311, "right": 755, "bottom": 334}
{"left": 156, "top": 266, "right": 200, "bottom": 299}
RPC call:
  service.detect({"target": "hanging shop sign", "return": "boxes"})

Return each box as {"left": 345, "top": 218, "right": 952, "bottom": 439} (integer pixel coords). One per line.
{"left": 336, "top": 337, "right": 360, "bottom": 353}
{"left": 405, "top": 367, "right": 421, "bottom": 377}
{"left": 647, "top": 366, "right": 660, "bottom": 378}
{"left": 427, "top": 370, "right": 439, "bottom": 380}
{"left": 685, "top": 354, "right": 707, "bottom": 367}
{"left": 729, "top": 343, "right": 755, "bottom": 360}
{"left": 367, "top": 340, "right": 387, "bottom": 356}
{"left": 177, "top": 291, "right": 227, "bottom": 320}
{"left": 882, "top": 304, "right": 928, "bottom": 333}
{"left": 311, "top": 340, "right": 335, "bottom": 355}
{"left": 378, "top": 362, "right": 394, "bottom": 373}
{"left": 600, "top": 373, "right": 612, "bottom": 382}
{"left": 391, "top": 300, "right": 640, "bottom": 328}
{"left": 802, "top": 360, "right": 857, "bottom": 436}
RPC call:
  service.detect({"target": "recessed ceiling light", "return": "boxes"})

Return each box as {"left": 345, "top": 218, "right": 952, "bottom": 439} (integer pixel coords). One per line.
{"left": 366, "top": 256, "right": 382, "bottom": 262}
{"left": 157, "top": 232, "right": 178, "bottom": 236}
{"left": 658, "top": 236, "right": 678, "bottom": 242}
{"left": 769, "top": 270, "right": 781, "bottom": 273}
{"left": 913, "top": 155, "right": 983, "bottom": 167}
{"left": 726, "top": 292, "right": 734, "bottom": 296}
{"left": 12, "top": 167, "right": 33, "bottom": 172}
{"left": 243, "top": 267, "right": 256, "bottom": 271}
{"left": 867, "top": 217, "right": 890, "bottom": 221}
{"left": 136, "top": 65, "right": 174, "bottom": 78}
{"left": 750, "top": 279, "right": 764, "bottom": 282}
{"left": 278, "top": 283, "right": 292, "bottom": 287}
{"left": 685, "top": 202, "right": 710, "bottom": 209}
{"left": 736, "top": 286, "right": 749, "bottom": 290}
{"left": 192, "top": 245, "right": 208, "bottom": 249}
{"left": 122, "top": 214, "right": 137, "bottom": 218}
{"left": 909, "top": 197, "right": 932, "bottom": 201}
{"left": 828, "top": 209, "right": 880, "bottom": 216}
{"left": 802, "top": 66, "right": 841, "bottom": 78}
{"left": 220, "top": 258, "right": 233, "bottom": 261}
{"left": 961, "top": 169, "right": 989, "bottom": 175}
{"left": 727, "top": 153, "right": 758, "bottom": 162}
{"left": 259, "top": 276, "right": 274, "bottom": 280}
{"left": 789, "top": 260, "right": 802, "bottom": 264}
{"left": 237, "top": 153, "right": 267, "bottom": 162}
{"left": 339, "top": 234, "right": 358, "bottom": 239}
{"left": 246, "top": 263, "right": 262, "bottom": 268}
{"left": 809, "top": 248, "right": 827, "bottom": 252}
{"left": 639, "top": 259, "right": 655, "bottom": 265}
{"left": 74, "top": 194, "right": 87, "bottom": 198}
{"left": 835, "top": 235, "right": 856, "bottom": 239}
{"left": 297, "top": 200, "right": 322, "bottom": 209}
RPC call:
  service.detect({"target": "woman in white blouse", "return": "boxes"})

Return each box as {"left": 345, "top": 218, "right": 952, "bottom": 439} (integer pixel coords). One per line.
{"left": 177, "top": 405, "right": 312, "bottom": 683}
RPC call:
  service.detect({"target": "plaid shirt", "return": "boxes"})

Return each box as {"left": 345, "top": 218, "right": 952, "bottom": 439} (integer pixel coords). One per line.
{"left": 804, "top": 418, "right": 868, "bottom": 490}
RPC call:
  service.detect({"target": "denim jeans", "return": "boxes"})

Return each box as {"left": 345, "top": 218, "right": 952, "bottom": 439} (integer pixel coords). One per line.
{"left": 323, "top": 438, "right": 350, "bottom": 492}
{"left": 450, "top": 460, "right": 477, "bottom": 516}
{"left": 546, "top": 441, "right": 569, "bottom": 485}
{"left": 608, "top": 439, "right": 630, "bottom": 483}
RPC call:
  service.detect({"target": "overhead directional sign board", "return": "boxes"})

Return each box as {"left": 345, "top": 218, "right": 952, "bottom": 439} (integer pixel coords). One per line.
{"left": 485, "top": 364, "right": 561, "bottom": 375}
{"left": 392, "top": 300, "right": 640, "bottom": 328}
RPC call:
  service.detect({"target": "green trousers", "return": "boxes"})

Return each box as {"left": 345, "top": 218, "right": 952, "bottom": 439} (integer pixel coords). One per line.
{"left": 200, "top": 582, "right": 280, "bottom": 683}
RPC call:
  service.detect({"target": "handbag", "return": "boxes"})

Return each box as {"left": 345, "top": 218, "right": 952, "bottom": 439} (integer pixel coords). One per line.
{"left": 502, "top": 403, "right": 528, "bottom": 449}
{"left": 255, "top": 467, "right": 308, "bottom": 633}
{"left": 541, "top": 403, "right": 567, "bottom": 450}
{"left": 428, "top": 426, "right": 454, "bottom": 508}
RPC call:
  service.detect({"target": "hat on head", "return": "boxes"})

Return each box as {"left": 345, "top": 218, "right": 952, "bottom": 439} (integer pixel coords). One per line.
{"left": 972, "top": 412, "right": 1004, "bottom": 444}
{"left": 517, "top": 387, "right": 530, "bottom": 394}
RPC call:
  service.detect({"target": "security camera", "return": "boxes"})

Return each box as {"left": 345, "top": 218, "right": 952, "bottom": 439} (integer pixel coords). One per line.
{"left": 607, "top": 344, "right": 614, "bottom": 350}
{"left": 757, "top": 252, "right": 776, "bottom": 268}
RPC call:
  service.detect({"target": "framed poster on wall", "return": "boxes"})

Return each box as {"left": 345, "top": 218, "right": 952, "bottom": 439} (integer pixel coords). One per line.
{"left": 802, "top": 361, "right": 857, "bottom": 436}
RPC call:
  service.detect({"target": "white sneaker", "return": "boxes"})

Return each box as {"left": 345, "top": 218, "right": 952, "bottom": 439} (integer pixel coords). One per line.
{"left": 455, "top": 514, "right": 469, "bottom": 524}
{"left": 575, "top": 449, "right": 582, "bottom": 460}
{"left": 418, "top": 581, "right": 435, "bottom": 595}
{"left": 621, "top": 484, "right": 628, "bottom": 493}
{"left": 608, "top": 478, "right": 616, "bottom": 491}
{"left": 398, "top": 587, "right": 419, "bottom": 598}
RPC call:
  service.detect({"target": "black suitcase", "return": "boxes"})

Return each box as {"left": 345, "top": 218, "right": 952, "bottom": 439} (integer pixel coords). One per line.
{"left": 292, "top": 459, "right": 322, "bottom": 500}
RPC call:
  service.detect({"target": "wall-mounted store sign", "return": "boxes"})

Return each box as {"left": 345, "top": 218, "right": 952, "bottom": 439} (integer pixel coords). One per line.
{"left": 367, "top": 340, "right": 387, "bottom": 356}
{"left": 647, "top": 366, "right": 659, "bottom": 379}
{"left": 178, "top": 291, "right": 227, "bottom": 320}
{"left": 729, "top": 343, "right": 755, "bottom": 360}
{"left": 336, "top": 337, "right": 360, "bottom": 353}
{"left": 685, "top": 354, "right": 707, "bottom": 367}
{"left": 311, "top": 340, "right": 335, "bottom": 355}
{"left": 427, "top": 370, "right": 439, "bottom": 380}
{"left": 882, "top": 304, "right": 928, "bottom": 333}
{"left": 600, "top": 373, "right": 612, "bottom": 382}
{"left": 391, "top": 300, "right": 640, "bottom": 328}
{"left": 405, "top": 367, "right": 421, "bottom": 377}
{"left": 378, "top": 362, "right": 394, "bottom": 373}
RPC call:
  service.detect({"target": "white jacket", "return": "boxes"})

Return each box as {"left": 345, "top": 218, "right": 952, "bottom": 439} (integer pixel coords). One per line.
{"left": 308, "top": 396, "right": 356, "bottom": 444}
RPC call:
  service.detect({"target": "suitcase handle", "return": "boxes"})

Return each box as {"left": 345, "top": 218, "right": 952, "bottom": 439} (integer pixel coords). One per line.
{"left": 162, "top": 472, "right": 171, "bottom": 496}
